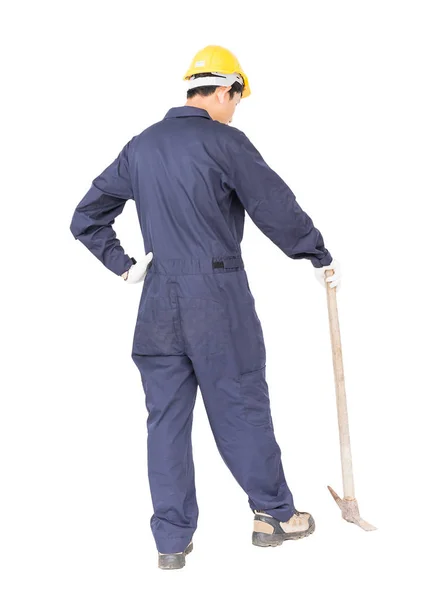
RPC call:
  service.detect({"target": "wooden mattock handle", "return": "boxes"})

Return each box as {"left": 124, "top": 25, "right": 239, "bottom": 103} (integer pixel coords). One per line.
{"left": 325, "top": 269, "right": 355, "bottom": 500}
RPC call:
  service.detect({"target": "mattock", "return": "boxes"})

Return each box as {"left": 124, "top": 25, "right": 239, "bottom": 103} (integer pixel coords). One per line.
{"left": 324, "top": 269, "right": 376, "bottom": 532}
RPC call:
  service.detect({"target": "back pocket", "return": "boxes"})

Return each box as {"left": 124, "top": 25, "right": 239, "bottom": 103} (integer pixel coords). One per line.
{"left": 240, "top": 366, "right": 272, "bottom": 428}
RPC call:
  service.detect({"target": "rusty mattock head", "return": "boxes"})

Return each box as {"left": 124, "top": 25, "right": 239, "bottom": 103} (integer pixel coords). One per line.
{"left": 328, "top": 486, "right": 377, "bottom": 531}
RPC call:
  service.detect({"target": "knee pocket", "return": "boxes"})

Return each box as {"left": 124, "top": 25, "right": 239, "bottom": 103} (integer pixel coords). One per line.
{"left": 239, "top": 366, "right": 272, "bottom": 428}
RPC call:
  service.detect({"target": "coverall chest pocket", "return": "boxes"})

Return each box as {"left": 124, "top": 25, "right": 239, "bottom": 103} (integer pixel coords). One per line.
{"left": 239, "top": 366, "right": 273, "bottom": 428}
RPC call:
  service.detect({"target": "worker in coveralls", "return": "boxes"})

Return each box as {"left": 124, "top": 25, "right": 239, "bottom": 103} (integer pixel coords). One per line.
{"left": 70, "top": 45, "right": 341, "bottom": 570}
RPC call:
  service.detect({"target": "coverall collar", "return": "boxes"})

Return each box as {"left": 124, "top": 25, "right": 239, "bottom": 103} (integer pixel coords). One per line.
{"left": 164, "top": 106, "right": 212, "bottom": 120}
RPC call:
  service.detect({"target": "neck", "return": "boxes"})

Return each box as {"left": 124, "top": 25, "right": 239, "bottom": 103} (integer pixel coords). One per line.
{"left": 185, "top": 97, "right": 212, "bottom": 112}
{"left": 184, "top": 96, "right": 224, "bottom": 123}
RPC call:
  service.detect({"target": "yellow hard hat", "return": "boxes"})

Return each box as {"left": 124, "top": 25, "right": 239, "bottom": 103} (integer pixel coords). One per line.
{"left": 183, "top": 45, "right": 251, "bottom": 98}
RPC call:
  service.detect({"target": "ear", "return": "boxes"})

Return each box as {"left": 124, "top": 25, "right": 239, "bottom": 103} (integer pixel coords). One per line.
{"left": 216, "top": 86, "right": 232, "bottom": 104}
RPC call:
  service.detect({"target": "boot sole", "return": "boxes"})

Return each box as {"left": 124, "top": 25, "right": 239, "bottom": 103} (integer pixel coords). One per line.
{"left": 252, "top": 516, "right": 316, "bottom": 547}
{"left": 158, "top": 541, "right": 193, "bottom": 570}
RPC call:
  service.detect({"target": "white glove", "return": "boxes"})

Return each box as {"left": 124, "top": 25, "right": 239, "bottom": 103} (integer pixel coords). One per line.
{"left": 314, "top": 259, "right": 341, "bottom": 291}
{"left": 122, "top": 252, "right": 153, "bottom": 283}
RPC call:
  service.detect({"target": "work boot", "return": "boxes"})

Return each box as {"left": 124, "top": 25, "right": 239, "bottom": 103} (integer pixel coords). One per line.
{"left": 252, "top": 509, "right": 315, "bottom": 547}
{"left": 158, "top": 540, "right": 193, "bottom": 570}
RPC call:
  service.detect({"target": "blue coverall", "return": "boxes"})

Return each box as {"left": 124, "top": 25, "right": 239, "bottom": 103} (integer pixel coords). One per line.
{"left": 70, "top": 106, "right": 333, "bottom": 553}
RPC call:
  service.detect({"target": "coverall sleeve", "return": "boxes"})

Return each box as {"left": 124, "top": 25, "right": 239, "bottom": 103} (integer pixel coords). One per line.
{"left": 70, "top": 140, "right": 135, "bottom": 276}
{"left": 229, "top": 130, "right": 333, "bottom": 268}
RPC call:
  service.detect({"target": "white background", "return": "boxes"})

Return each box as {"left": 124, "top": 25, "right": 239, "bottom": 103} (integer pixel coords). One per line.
{"left": 1, "top": 1, "right": 435, "bottom": 598}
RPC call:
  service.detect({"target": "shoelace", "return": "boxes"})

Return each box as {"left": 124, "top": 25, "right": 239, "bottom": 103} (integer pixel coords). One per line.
{"left": 288, "top": 510, "right": 303, "bottom": 525}
{"left": 255, "top": 509, "right": 306, "bottom": 526}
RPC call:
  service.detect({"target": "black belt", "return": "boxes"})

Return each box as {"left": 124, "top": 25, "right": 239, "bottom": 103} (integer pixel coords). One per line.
{"left": 146, "top": 256, "right": 244, "bottom": 275}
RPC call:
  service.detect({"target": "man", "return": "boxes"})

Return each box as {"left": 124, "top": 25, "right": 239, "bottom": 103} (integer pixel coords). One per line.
{"left": 70, "top": 45, "right": 341, "bottom": 570}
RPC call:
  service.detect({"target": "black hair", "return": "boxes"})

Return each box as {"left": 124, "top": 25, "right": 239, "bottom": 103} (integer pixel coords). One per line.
{"left": 186, "top": 72, "right": 244, "bottom": 99}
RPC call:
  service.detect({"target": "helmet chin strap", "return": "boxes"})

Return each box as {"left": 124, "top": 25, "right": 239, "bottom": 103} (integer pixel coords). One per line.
{"left": 186, "top": 72, "right": 244, "bottom": 92}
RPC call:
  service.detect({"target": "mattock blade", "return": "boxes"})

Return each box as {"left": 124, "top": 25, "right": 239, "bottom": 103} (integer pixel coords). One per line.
{"left": 357, "top": 518, "right": 377, "bottom": 532}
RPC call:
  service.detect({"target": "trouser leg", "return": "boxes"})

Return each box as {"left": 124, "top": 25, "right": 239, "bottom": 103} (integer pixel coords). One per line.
{"left": 131, "top": 353, "right": 198, "bottom": 553}
{"left": 193, "top": 358, "right": 295, "bottom": 522}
